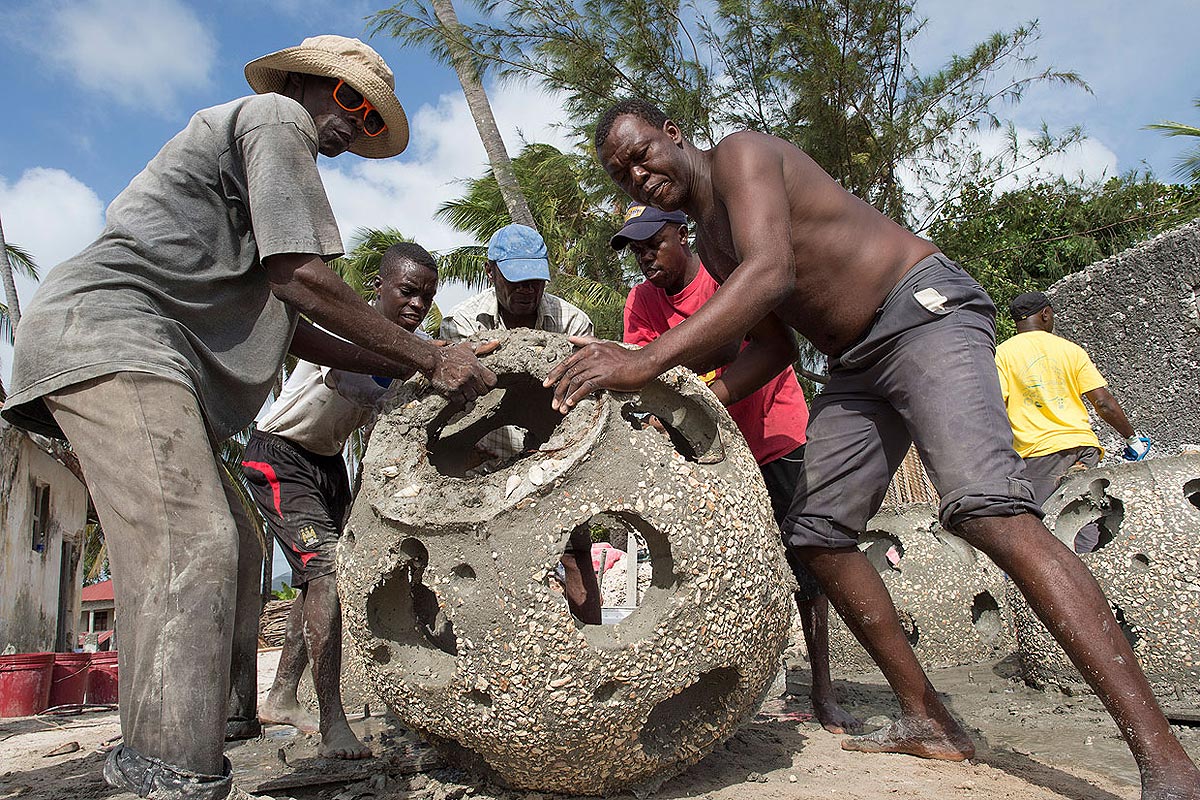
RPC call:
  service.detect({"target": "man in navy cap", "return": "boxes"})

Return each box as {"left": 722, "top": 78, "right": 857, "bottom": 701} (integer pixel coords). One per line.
{"left": 996, "top": 291, "right": 1151, "bottom": 552}
{"left": 618, "top": 204, "right": 860, "bottom": 734}
{"left": 440, "top": 223, "right": 600, "bottom": 623}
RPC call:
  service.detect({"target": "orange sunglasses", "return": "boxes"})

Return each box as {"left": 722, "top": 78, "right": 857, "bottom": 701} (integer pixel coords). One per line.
{"left": 333, "top": 80, "right": 387, "bottom": 137}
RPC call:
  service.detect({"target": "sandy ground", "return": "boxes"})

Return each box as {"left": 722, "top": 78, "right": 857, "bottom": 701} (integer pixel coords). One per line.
{"left": 1, "top": 647, "right": 1196, "bottom": 800}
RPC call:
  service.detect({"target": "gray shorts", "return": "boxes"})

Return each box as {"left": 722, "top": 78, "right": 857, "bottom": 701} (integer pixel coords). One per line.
{"left": 1022, "top": 445, "right": 1102, "bottom": 505}
{"left": 782, "top": 254, "right": 1040, "bottom": 550}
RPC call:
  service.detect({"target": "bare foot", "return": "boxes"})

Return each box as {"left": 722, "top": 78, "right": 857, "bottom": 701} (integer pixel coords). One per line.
{"left": 1142, "top": 766, "right": 1200, "bottom": 800}
{"left": 813, "top": 696, "right": 863, "bottom": 735}
{"left": 317, "top": 720, "right": 373, "bottom": 760}
{"left": 258, "top": 694, "right": 319, "bottom": 734}
{"left": 841, "top": 714, "right": 975, "bottom": 762}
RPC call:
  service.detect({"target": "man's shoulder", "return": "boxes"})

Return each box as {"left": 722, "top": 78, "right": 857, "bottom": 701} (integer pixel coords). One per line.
{"left": 203, "top": 93, "right": 315, "bottom": 139}
{"left": 542, "top": 291, "right": 586, "bottom": 315}
{"left": 440, "top": 290, "right": 497, "bottom": 339}
{"left": 447, "top": 289, "right": 497, "bottom": 318}
{"left": 541, "top": 292, "right": 594, "bottom": 333}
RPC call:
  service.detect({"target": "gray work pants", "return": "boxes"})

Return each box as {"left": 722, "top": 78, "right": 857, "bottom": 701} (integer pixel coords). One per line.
{"left": 46, "top": 372, "right": 262, "bottom": 778}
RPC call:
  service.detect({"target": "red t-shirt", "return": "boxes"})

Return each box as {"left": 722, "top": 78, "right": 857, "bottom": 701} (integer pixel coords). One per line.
{"left": 623, "top": 265, "right": 808, "bottom": 466}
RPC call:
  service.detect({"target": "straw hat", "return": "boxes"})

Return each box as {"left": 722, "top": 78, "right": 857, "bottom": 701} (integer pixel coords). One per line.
{"left": 245, "top": 35, "right": 409, "bottom": 159}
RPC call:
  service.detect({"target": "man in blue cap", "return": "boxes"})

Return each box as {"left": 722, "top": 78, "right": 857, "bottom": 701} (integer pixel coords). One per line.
{"left": 440, "top": 224, "right": 600, "bottom": 623}
{"left": 440, "top": 223, "right": 594, "bottom": 338}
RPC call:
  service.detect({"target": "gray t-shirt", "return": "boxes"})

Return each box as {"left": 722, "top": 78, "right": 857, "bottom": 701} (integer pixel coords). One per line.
{"left": 2, "top": 94, "right": 343, "bottom": 441}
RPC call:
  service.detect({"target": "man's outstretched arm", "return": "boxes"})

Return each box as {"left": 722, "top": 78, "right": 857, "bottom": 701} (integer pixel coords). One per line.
{"left": 1083, "top": 387, "right": 1135, "bottom": 439}
{"left": 265, "top": 253, "right": 496, "bottom": 404}
{"left": 290, "top": 318, "right": 418, "bottom": 377}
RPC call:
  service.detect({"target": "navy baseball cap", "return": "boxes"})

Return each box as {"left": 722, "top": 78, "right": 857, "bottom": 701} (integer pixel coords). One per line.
{"left": 610, "top": 204, "right": 687, "bottom": 250}
{"left": 487, "top": 224, "right": 550, "bottom": 282}
{"left": 1009, "top": 291, "right": 1051, "bottom": 320}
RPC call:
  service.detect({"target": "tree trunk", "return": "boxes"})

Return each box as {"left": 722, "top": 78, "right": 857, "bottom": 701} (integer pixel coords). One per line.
{"left": 0, "top": 213, "right": 21, "bottom": 332}
{"left": 430, "top": 0, "right": 536, "bottom": 230}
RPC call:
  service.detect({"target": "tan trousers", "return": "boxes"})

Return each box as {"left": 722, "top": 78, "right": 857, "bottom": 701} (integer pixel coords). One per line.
{"left": 46, "top": 372, "right": 261, "bottom": 776}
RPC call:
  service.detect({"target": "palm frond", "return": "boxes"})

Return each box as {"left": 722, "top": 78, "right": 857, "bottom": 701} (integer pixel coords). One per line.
{"left": 4, "top": 242, "right": 39, "bottom": 280}
{"left": 436, "top": 246, "right": 490, "bottom": 290}
{"left": 424, "top": 301, "right": 443, "bottom": 337}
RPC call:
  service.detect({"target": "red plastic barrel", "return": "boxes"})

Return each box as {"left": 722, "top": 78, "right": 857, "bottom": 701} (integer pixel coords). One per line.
{"left": 49, "top": 652, "right": 92, "bottom": 707}
{"left": 0, "top": 652, "right": 55, "bottom": 717}
{"left": 87, "top": 651, "right": 119, "bottom": 704}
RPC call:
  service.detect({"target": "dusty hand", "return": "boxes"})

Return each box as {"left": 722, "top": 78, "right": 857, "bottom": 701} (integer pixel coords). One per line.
{"left": 429, "top": 341, "right": 498, "bottom": 406}
{"left": 543, "top": 337, "right": 657, "bottom": 413}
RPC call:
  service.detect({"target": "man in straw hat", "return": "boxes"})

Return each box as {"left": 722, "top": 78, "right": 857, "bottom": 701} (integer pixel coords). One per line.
{"left": 2, "top": 34, "right": 495, "bottom": 799}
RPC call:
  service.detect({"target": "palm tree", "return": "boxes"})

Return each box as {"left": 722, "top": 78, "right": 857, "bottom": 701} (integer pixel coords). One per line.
{"left": 1147, "top": 98, "right": 1200, "bottom": 184}
{"left": 0, "top": 232, "right": 39, "bottom": 342}
{"left": 437, "top": 142, "right": 632, "bottom": 339}
{"left": 373, "top": 0, "right": 536, "bottom": 229}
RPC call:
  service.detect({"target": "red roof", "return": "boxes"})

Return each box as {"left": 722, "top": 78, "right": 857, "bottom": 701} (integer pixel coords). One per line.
{"left": 81, "top": 580, "right": 114, "bottom": 602}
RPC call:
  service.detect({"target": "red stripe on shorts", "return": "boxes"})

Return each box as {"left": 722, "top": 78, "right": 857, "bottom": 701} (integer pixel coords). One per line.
{"left": 241, "top": 460, "right": 282, "bottom": 518}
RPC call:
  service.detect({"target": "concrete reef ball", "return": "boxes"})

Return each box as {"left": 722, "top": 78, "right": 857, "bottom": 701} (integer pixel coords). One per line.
{"left": 825, "top": 505, "right": 1015, "bottom": 675}
{"left": 337, "top": 330, "right": 794, "bottom": 794}
{"left": 1009, "top": 454, "right": 1200, "bottom": 703}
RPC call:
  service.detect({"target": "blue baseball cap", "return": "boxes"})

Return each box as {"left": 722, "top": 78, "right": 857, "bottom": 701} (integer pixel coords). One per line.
{"left": 487, "top": 224, "right": 550, "bottom": 282}
{"left": 610, "top": 204, "right": 687, "bottom": 250}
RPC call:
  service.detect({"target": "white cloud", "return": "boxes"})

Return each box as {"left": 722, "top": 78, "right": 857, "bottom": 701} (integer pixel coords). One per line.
{"left": 320, "top": 80, "right": 574, "bottom": 254}
{"left": 0, "top": 167, "right": 106, "bottom": 384}
{"left": 0, "top": 168, "right": 106, "bottom": 286}
{"left": 41, "top": 0, "right": 216, "bottom": 114}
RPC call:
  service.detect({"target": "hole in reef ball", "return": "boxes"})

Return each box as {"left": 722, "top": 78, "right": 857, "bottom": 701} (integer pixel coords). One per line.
{"left": 426, "top": 374, "right": 566, "bottom": 478}
{"left": 1130, "top": 553, "right": 1151, "bottom": 573}
{"left": 1183, "top": 478, "right": 1200, "bottom": 511}
{"left": 859, "top": 531, "right": 904, "bottom": 574}
{"left": 640, "top": 666, "right": 740, "bottom": 759}
{"left": 971, "top": 591, "right": 1002, "bottom": 643}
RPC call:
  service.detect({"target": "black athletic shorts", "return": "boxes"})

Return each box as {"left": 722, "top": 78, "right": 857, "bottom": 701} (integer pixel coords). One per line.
{"left": 759, "top": 445, "right": 823, "bottom": 601}
{"left": 241, "top": 429, "right": 351, "bottom": 587}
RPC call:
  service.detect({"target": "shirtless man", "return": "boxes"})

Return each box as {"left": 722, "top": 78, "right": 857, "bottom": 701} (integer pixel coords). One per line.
{"left": 545, "top": 98, "right": 1200, "bottom": 799}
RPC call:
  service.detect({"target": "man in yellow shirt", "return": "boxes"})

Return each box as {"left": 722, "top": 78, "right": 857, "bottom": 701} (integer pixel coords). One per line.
{"left": 996, "top": 292, "right": 1151, "bottom": 551}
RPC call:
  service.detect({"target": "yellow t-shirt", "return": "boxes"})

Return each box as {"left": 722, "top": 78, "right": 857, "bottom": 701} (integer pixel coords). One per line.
{"left": 995, "top": 330, "right": 1107, "bottom": 458}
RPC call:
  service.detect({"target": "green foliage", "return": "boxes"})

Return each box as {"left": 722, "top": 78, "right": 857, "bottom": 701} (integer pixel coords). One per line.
{"left": 81, "top": 523, "right": 109, "bottom": 585}
{"left": 930, "top": 172, "right": 1200, "bottom": 339}
{"left": 375, "top": 0, "right": 1088, "bottom": 231}
{"left": 272, "top": 582, "right": 300, "bottom": 601}
{"left": 437, "top": 142, "right": 635, "bottom": 339}
{"left": 1146, "top": 98, "right": 1200, "bottom": 185}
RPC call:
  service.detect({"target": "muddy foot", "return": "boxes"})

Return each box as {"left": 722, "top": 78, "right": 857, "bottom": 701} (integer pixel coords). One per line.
{"left": 1142, "top": 766, "right": 1200, "bottom": 800}
{"left": 317, "top": 721, "right": 373, "bottom": 760}
{"left": 813, "top": 697, "right": 863, "bottom": 735}
{"left": 841, "top": 715, "right": 975, "bottom": 762}
{"left": 258, "top": 695, "right": 320, "bottom": 734}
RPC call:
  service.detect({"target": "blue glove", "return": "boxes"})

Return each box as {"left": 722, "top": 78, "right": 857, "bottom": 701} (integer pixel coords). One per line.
{"left": 1122, "top": 435, "right": 1152, "bottom": 461}
{"left": 372, "top": 376, "right": 392, "bottom": 388}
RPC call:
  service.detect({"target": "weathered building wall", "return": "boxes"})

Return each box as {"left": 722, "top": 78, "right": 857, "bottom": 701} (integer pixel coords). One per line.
{"left": 1046, "top": 220, "right": 1200, "bottom": 455}
{"left": 0, "top": 422, "right": 88, "bottom": 653}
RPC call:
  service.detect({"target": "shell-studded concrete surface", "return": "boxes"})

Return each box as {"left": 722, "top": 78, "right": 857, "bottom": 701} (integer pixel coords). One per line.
{"left": 336, "top": 330, "right": 793, "bottom": 794}
{"left": 826, "top": 505, "right": 1015, "bottom": 674}
{"left": 1008, "top": 455, "right": 1200, "bottom": 702}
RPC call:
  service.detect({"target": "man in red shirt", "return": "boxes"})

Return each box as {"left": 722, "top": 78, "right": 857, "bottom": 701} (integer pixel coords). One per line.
{"left": 618, "top": 204, "right": 860, "bottom": 734}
